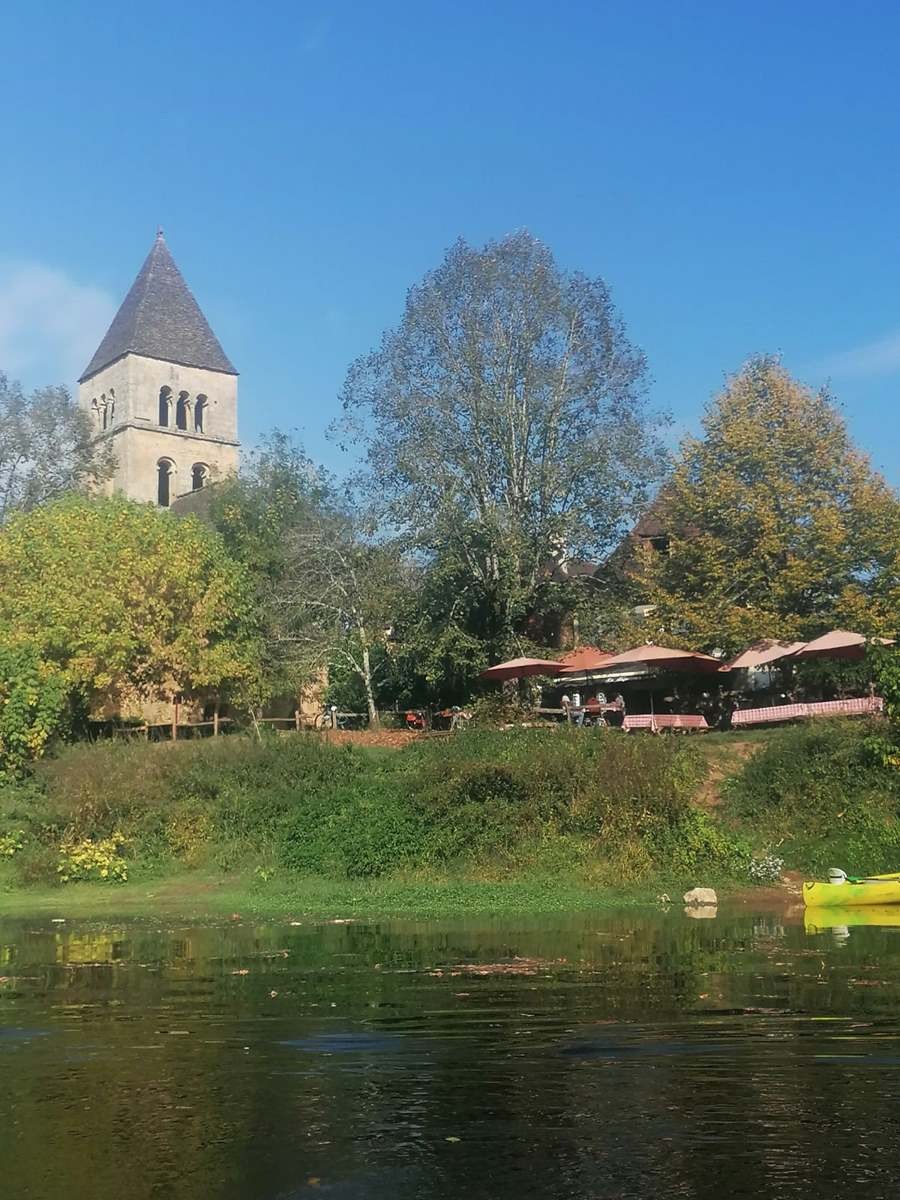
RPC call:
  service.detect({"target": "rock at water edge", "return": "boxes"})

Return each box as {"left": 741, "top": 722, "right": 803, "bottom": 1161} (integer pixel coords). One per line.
{"left": 683, "top": 887, "right": 718, "bottom": 907}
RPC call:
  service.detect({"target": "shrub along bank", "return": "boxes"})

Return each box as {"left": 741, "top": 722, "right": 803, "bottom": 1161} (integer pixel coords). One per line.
{"left": 0, "top": 721, "right": 896, "bottom": 905}
{"left": 0, "top": 728, "right": 741, "bottom": 891}
{"left": 722, "top": 719, "right": 900, "bottom": 876}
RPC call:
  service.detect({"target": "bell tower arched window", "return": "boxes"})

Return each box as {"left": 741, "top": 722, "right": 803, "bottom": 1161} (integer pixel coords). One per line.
{"left": 191, "top": 463, "right": 209, "bottom": 492}
{"left": 176, "top": 392, "right": 190, "bottom": 431}
{"left": 157, "top": 458, "right": 174, "bottom": 507}
{"left": 194, "top": 395, "right": 207, "bottom": 433}
{"left": 159, "top": 387, "right": 172, "bottom": 427}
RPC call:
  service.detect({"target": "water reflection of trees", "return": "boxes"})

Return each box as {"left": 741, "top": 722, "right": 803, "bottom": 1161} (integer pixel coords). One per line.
{"left": 4, "top": 914, "right": 900, "bottom": 1197}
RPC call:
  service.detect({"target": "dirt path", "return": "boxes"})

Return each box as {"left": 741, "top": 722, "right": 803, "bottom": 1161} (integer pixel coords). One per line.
{"left": 316, "top": 728, "right": 436, "bottom": 750}
{"left": 695, "top": 738, "right": 763, "bottom": 808}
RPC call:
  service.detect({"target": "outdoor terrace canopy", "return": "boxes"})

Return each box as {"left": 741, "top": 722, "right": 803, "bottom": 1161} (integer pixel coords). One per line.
{"left": 790, "top": 629, "right": 894, "bottom": 661}
{"left": 722, "top": 640, "right": 806, "bottom": 671}
{"left": 557, "top": 647, "right": 615, "bottom": 674}
{"left": 478, "top": 656, "right": 563, "bottom": 682}
{"left": 593, "top": 643, "right": 723, "bottom": 673}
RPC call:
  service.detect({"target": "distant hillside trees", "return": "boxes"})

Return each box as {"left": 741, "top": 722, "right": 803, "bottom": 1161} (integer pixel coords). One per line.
{"left": 0, "top": 373, "right": 114, "bottom": 522}
{"left": 622, "top": 357, "right": 900, "bottom": 653}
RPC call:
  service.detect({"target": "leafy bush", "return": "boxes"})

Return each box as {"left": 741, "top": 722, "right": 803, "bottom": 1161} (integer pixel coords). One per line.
{"left": 866, "top": 645, "right": 900, "bottom": 769}
{"left": 0, "top": 644, "right": 68, "bottom": 776}
{"left": 465, "top": 693, "right": 531, "bottom": 729}
{"left": 57, "top": 832, "right": 128, "bottom": 882}
{"left": 1, "top": 726, "right": 747, "bottom": 886}
{"left": 724, "top": 720, "right": 900, "bottom": 875}
{"left": 645, "top": 808, "right": 750, "bottom": 879}
{"left": 0, "top": 829, "right": 25, "bottom": 857}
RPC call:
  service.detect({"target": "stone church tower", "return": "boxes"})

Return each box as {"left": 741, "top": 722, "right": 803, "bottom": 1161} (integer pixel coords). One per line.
{"left": 79, "top": 232, "right": 239, "bottom": 506}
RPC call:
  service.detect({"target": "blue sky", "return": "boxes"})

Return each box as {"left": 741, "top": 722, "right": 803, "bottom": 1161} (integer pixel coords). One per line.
{"left": 3, "top": 0, "right": 900, "bottom": 483}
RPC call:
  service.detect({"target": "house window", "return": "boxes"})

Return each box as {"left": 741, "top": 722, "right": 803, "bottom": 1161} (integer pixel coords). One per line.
{"left": 159, "top": 387, "right": 172, "bottom": 427}
{"left": 157, "top": 459, "right": 174, "bottom": 507}
{"left": 107, "top": 388, "right": 115, "bottom": 426}
{"left": 176, "top": 392, "right": 189, "bottom": 431}
{"left": 191, "top": 463, "right": 208, "bottom": 491}
{"left": 194, "top": 395, "right": 207, "bottom": 433}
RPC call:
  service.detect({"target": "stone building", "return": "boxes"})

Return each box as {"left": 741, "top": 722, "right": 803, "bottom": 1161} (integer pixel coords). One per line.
{"left": 78, "top": 231, "right": 239, "bottom": 505}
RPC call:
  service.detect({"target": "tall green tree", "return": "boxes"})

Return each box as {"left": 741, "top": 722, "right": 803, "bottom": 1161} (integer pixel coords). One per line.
{"left": 0, "top": 495, "right": 260, "bottom": 709}
{"left": 207, "top": 430, "right": 330, "bottom": 583}
{"left": 624, "top": 357, "right": 900, "bottom": 652}
{"left": 337, "top": 231, "right": 665, "bottom": 659}
{"left": 204, "top": 431, "right": 334, "bottom": 701}
{"left": 0, "top": 373, "right": 114, "bottom": 521}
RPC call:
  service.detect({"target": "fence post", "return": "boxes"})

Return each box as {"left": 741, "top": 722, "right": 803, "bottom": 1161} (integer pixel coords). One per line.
{"left": 213, "top": 708, "right": 220, "bottom": 738}
{"left": 172, "top": 698, "right": 179, "bottom": 742}
{"left": 294, "top": 708, "right": 301, "bottom": 732}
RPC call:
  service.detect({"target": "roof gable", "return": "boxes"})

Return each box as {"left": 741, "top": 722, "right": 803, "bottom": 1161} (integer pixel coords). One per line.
{"left": 80, "top": 232, "right": 237, "bottom": 382}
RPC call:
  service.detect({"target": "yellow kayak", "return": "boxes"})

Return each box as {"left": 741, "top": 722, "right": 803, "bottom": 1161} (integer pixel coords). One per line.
{"left": 805, "top": 905, "right": 900, "bottom": 932}
{"left": 803, "top": 871, "right": 900, "bottom": 907}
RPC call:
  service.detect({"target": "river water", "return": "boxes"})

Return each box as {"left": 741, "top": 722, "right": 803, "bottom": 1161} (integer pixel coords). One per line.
{"left": 3, "top": 903, "right": 900, "bottom": 1198}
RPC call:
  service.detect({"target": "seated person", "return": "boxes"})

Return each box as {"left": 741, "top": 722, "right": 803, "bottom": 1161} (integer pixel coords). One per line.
{"left": 607, "top": 693, "right": 626, "bottom": 728}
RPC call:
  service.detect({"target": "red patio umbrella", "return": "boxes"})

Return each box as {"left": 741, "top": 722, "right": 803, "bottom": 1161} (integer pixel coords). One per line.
{"left": 557, "top": 647, "right": 617, "bottom": 699}
{"left": 557, "top": 647, "right": 615, "bottom": 674}
{"left": 478, "top": 656, "right": 563, "bottom": 682}
{"left": 722, "top": 640, "right": 807, "bottom": 671}
{"left": 596, "top": 643, "right": 723, "bottom": 672}
{"left": 790, "top": 630, "right": 894, "bottom": 662}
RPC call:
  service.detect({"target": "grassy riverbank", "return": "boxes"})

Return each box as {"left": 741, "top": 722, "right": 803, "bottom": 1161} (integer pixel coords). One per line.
{"left": 0, "top": 721, "right": 896, "bottom": 918}
{"left": 0, "top": 870, "right": 661, "bottom": 920}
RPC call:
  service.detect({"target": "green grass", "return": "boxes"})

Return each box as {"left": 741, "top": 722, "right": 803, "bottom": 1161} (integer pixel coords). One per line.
{"left": 0, "top": 866, "right": 663, "bottom": 920}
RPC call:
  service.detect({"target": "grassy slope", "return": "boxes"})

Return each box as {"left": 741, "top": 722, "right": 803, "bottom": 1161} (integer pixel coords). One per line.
{"left": 0, "top": 723, "right": 881, "bottom": 920}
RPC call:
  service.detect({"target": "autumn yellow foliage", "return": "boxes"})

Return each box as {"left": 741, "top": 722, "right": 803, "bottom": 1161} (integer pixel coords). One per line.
{"left": 626, "top": 357, "right": 900, "bottom": 652}
{"left": 0, "top": 495, "right": 261, "bottom": 709}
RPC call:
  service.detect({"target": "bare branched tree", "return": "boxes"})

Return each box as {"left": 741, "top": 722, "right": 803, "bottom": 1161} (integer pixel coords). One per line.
{"left": 266, "top": 510, "right": 411, "bottom": 726}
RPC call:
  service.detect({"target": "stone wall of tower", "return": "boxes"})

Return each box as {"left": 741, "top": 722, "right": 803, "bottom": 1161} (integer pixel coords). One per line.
{"left": 79, "top": 353, "right": 239, "bottom": 505}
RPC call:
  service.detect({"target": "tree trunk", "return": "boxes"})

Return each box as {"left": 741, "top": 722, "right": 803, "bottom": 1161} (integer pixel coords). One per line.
{"left": 360, "top": 641, "right": 379, "bottom": 727}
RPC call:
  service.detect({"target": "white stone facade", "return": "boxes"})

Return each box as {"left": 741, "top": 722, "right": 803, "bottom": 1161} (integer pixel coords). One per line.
{"left": 79, "top": 353, "right": 239, "bottom": 505}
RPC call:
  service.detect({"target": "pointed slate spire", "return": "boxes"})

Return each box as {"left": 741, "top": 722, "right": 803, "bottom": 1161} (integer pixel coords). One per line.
{"left": 79, "top": 232, "right": 237, "bottom": 382}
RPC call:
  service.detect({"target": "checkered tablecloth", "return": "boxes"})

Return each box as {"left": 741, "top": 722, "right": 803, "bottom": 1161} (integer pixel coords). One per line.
{"left": 623, "top": 714, "right": 710, "bottom": 731}
{"left": 732, "top": 696, "right": 884, "bottom": 726}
